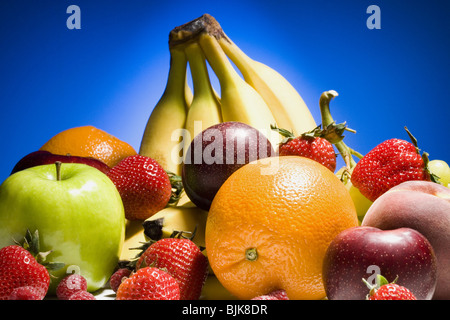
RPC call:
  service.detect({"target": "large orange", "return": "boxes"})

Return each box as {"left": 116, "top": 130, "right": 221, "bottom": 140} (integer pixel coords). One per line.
{"left": 205, "top": 156, "right": 359, "bottom": 300}
{"left": 40, "top": 126, "right": 137, "bottom": 168}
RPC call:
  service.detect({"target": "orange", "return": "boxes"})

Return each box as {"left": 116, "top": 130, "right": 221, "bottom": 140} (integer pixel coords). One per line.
{"left": 205, "top": 156, "right": 359, "bottom": 300}
{"left": 40, "top": 126, "right": 137, "bottom": 168}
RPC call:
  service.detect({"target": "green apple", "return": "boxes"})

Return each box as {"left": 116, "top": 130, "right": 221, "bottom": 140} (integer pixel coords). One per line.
{"left": 0, "top": 162, "right": 125, "bottom": 294}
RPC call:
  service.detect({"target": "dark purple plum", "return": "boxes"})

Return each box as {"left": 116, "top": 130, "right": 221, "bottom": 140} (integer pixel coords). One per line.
{"left": 11, "top": 150, "right": 111, "bottom": 175}
{"left": 182, "top": 121, "right": 275, "bottom": 210}
{"left": 322, "top": 226, "right": 437, "bottom": 300}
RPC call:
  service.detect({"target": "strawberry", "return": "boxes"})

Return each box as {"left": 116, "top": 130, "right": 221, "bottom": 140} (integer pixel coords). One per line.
{"left": 135, "top": 238, "right": 208, "bottom": 300}
{"left": 109, "top": 268, "right": 132, "bottom": 292}
{"left": 351, "top": 127, "right": 434, "bottom": 202}
{"left": 115, "top": 267, "right": 180, "bottom": 300}
{"left": 56, "top": 273, "right": 88, "bottom": 300}
{"left": 271, "top": 124, "right": 339, "bottom": 172}
{"left": 68, "top": 290, "right": 96, "bottom": 300}
{"left": 107, "top": 154, "right": 173, "bottom": 220}
{"left": 0, "top": 230, "right": 61, "bottom": 300}
{"left": 364, "top": 275, "right": 416, "bottom": 300}
{"left": 8, "top": 286, "right": 44, "bottom": 300}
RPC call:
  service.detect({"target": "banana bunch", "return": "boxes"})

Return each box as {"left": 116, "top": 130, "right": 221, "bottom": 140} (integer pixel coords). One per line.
{"left": 128, "top": 14, "right": 319, "bottom": 298}
{"left": 139, "top": 14, "right": 317, "bottom": 176}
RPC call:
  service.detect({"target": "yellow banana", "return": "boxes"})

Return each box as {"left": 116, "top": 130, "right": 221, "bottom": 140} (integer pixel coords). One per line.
{"left": 185, "top": 80, "right": 193, "bottom": 109}
{"left": 219, "top": 36, "right": 316, "bottom": 136}
{"left": 139, "top": 46, "right": 189, "bottom": 175}
{"left": 120, "top": 193, "right": 203, "bottom": 261}
{"left": 120, "top": 220, "right": 147, "bottom": 261}
{"left": 142, "top": 201, "right": 208, "bottom": 248}
{"left": 184, "top": 41, "right": 222, "bottom": 142}
{"left": 198, "top": 33, "right": 281, "bottom": 147}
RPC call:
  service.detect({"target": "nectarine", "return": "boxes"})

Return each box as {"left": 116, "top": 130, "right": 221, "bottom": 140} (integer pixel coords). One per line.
{"left": 362, "top": 180, "right": 450, "bottom": 300}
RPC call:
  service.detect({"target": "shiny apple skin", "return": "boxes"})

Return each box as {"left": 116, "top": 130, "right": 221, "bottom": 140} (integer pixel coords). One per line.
{"left": 322, "top": 226, "right": 437, "bottom": 300}
{"left": 0, "top": 163, "right": 125, "bottom": 294}
{"left": 10, "top": 150, "right": 111, "bottom": 175}
{"left": 182, "top": 122, "right": 275, "bottom": 210}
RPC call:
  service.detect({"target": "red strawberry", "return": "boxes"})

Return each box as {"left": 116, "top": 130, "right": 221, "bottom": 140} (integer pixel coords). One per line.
{"left": 107, "top": 154, "right": 173, "bottom": 220}
{"left": 251, "top": 289, "right": 289, "bottom": 300}
{"left": 351, "top": 128, "right": 433, "bottom": 202}
{"left": 0, "top": 230, "right": 61, "bottom": 300}
{"left": 115, "top": 267, "right": 180, "bottom": 300}
{"left": 8, "top": 286, "right": 44, "bottom": 300}
{"left": 136, "top": 238, "right": 208, "bottom": 300}
{"left": 0, "top": 245, "right": 50, "bottom": 300}
{"left": 109, "top": 268, "right": 132, "bottom": 292}
{"left": 56, "top": 273, "right": 88, "bottom": 300}
{"left": 68, "top": 290, "right": 96, "bottom": 300}
{"left": 272, "top": 125, "right": 338, "bottom": 172}
{"left": 369, "top": 283, "right": 417, "bottom": 300}
{"left": 364, "top": 275, "right": 416, "bottom": 300}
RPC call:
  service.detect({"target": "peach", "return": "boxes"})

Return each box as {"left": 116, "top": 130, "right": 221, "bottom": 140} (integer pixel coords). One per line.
{"left": 361, "top": 180, "right": 450, "bottom": 300}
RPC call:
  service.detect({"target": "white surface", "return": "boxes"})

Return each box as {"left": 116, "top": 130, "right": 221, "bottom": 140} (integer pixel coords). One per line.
{"left": 93, "top": 287, "right": 116, "bottom": 300}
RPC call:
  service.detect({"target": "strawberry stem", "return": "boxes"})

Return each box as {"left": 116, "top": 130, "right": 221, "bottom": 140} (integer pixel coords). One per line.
{"left": 404, "top": 126, "right": 423, "bottom": 156}
{"left": 15, "top": 229, "right": 65, "bottom": 271}
{"left": 363, "top": 274, "right": 396, "bottom": 299}
{"left": 403, "top": 126, "right": 439, "bottom": 184}
{"left": 270, "top": 124, "right": 296, "bottom": 144}
{"left": 166, "top": 170, "right": 184, "bottom": 205}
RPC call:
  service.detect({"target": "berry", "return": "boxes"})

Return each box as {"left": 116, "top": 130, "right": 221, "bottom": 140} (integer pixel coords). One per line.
{"left": 251, "top": 289, "right": 289, "bottom": 300}
{"left": 56, "top": 273, "right": 88, "bottom": 300}
{"left": 107, "top": 154, "right": 172, "bottom": 220}
{"left": 0, "top": 245, "right": 50, "bottom": 300}
{"left": 136, "top": 238, "right": 208, "bottom": 300}
{"left": 68, "top": 290, "right": 96, "bottom": 300}
{"left": 365, "top": 275, "right": 416, "bottom": 300}
{"left": 368, "top": 283, "right": 417, "bottom": 300}
{"left": 351, "top": 128, "right": 432, "bottom": 202}
{"left": 115, "top": 267, "right": 180, "bottom": 300}
{"left": 109, "top": 268, "right": 132, "bottom": 292}
{"left": 272, "top": 125, "right": 337, "bottom": 172}
{"left": 8, "top": 286, "right": 44, "bottom": 300}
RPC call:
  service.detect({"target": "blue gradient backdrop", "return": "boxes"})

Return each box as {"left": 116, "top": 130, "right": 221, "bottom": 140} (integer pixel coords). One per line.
{"left": 1, "top": 0, "right": 449, "bottom": 183}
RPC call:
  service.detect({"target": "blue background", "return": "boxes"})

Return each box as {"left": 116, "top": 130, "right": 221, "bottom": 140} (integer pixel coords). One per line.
{"left": 1, "top": 0, "right": 449, "bottom": 183}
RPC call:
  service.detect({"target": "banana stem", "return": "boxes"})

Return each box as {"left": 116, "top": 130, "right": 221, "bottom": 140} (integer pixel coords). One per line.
{"left": 319, "top": 91, "right": 358, "bottom": 170}
{"left": 168, "top": 15, "right": 234, "bottom": 92}
{"left": 169, "top": 14, "right": 226, "bottom": 48}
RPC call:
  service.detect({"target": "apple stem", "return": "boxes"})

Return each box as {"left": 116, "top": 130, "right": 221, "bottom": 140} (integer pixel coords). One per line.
{"left": 55, "top": 161, "right": 62, "bottom": 181}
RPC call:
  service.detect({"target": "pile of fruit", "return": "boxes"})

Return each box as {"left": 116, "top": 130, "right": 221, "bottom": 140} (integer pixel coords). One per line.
{"left": 1, "top": 14, "right": 449, "bottom": 301}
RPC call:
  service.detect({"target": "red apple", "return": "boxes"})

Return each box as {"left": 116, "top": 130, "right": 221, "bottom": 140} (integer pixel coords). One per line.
{"left": 362, "top": 180, "right": 450, "bottom": 300}
{"left": 182, "top": 122, "right": 274, "bottom": 210}
{"left": 322, "top": 226, "right": 437, "bottom": 300}
{"left": 11, "top": 151, "right": 111, "bottom": 175}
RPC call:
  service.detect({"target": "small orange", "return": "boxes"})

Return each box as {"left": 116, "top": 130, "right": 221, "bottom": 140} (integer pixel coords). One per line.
{"left": 40, "top": 126, "right": 137, "bottom": 168}
{"left": 205, "top": 156, "right": 359, "bottom": 300}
